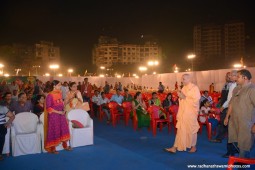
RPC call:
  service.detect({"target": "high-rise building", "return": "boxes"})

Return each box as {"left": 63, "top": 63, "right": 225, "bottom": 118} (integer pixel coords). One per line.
{"left": 0, "top": 41, "right": 61, "bottom": 75}
{"left": 224, "top": 22, "right": 245, "bottom": 61}
{"left": 35, "top": 41, "right": 61, "bottom": 66}
{"left": 194, "top": 21, "right": 245, "bottom": 69}
{"left": 92, "top": 36, "right": 162, "bottom": 68}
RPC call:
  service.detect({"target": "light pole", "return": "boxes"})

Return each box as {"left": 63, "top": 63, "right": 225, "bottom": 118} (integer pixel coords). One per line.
{"left": 138, "top": 66, "right": 147, "bottom": 76}
{"left": 68, "top": 69, "right": 73, "bottom": 77}
{"left": 15, "top": 68, "right": 21, "bottom": 76}
{"left": 49, "top": 64, "right": 59, "bottom": 76}
{"left": 147, "top": 60, "right": 159, "bottom": 74}
{"left": 0, "top": 63, "right": 4, "bottom": 76}
{"left": 187, "top": 54, "right": 196, "bottom": 71}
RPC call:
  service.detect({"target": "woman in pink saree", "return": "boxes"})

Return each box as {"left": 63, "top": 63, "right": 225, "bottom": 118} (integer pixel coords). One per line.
{"left": 44, "top": 80, "right": 71, "bottom": 154}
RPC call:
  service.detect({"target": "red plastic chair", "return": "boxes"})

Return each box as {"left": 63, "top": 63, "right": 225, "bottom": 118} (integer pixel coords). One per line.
{"left": 122, "top": 101, "right": 132, "bottom": 126}
{"left": 89, "top": 100, "right": 95, "bottom": 118}
{"left": 105, "top": 93, "right": 113, "bottom": 100}
{"left": 132, "top": 109, "right": 138, "bottom": 131}
{"left": 198, "top": 114, "right": 212, "bottom": 140}
{"left": 147, "top": 105, "right": 171, "bottom": 136}
{"left": 169, "top": 105, "right": 179, "bottom": 134}
{"left": 98, "top": 104, "right": 109, "bottom": 122}
{"left": 227, "top": 156, "right": 255, "bottom": 170}
{"left": 108, "top": 101, "right": 124, "bottom": 127}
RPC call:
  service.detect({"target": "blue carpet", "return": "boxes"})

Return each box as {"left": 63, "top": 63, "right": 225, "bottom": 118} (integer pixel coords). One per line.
{"left": 0, "top": 119, "right": 254, "bottom": 170}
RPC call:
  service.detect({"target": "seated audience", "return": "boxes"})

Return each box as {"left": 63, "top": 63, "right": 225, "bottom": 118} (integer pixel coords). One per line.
{"left": 149, "top": 92, "right": 165, "bottom": 119}
{"left": 64, "top": 82, "right": 84, "bottom": 113}
{"left": 132, "top": 92, "right": 150, "bottom": 129}
{"left": 11, "top": 90, "right": 18, "bottom": 102}
{"left": 10, "top": 92, "right": 33, "bottom": 114}
{"left": 110, "top": 89, "right": 124, "bottom": 113}
{"left": 123, "top": 89, "right": 133, "bottom": 102}
{"left": 99, "top": 92, "right": 110, "bottom": 124}
{"left": 200, "top": 90, "right": 213, "bottom": 106}
{"left": 103, "top": 81, "right": 110, "bottom": 94}
{"left": 199, "top": 99, "right": 218, "bottom": 131}
{"left": 0, "top": 92, "right": 13, "bottom": 109}
{"left": 162, "top": 93, "right": 173, "bottom": 112}
{"left": 33, "top": 95, "right": 45, "bottom": 117}
{"left": 91, "top": 90, "right": 102, "bottom": 117}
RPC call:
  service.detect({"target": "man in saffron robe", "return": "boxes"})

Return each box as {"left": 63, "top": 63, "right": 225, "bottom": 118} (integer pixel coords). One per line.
{"left": 165, "top": 74, "right": 200, "bottom": 153}
{"left": 44, "top": 80, "right": 71, "bottom": 154}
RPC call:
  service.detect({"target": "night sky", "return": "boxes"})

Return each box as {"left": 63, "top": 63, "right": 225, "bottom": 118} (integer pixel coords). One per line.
{"left": 0, "top": 0, "right": 254, "bottom": 73}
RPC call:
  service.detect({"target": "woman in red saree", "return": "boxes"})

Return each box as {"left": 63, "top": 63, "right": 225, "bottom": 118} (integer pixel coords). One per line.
{"left": 44, "top": 80, "right": 71, "bottom": 154}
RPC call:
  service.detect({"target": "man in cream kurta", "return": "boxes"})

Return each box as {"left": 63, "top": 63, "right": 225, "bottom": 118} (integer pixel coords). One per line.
{"left": 165, "top": 74, "right": 200, "bottom": 153}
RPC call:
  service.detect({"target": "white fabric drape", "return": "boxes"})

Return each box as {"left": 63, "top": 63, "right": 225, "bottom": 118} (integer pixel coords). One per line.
{"left": 11, "top": 112, "right": 41, "bottom": 157}
{"left": 67, "top": 109, "right": 94, "bottom": 148}
{"left": 37, "top": 67, "right": 255, "bottom": 92}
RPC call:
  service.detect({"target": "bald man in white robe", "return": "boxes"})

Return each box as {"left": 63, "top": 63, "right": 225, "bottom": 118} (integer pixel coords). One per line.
{"left": 165, "top": 74, "right": 200, "bottom": 153}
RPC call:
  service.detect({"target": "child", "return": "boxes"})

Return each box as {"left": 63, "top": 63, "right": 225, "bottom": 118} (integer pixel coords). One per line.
{"left": 199, "top": 99, "right": 218, "bottom": 131}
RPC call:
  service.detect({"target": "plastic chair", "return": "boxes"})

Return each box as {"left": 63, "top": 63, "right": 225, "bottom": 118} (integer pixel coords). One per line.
{"left": 89, "top": 100, "right": 95, "bottom": 118}
{"left": 11, "top": 112, "right": 41, "bottom": 157}
{"left": 68, "top": 109, "right": 94, "bottom": 148}
{"left": 132, "top": 109, "right": 138, "bottom": 131}
{"left": 198, "top": 114, "right": 212, "bottom": 140}
{"left": 147, "top": 105, "right": 171, "bottom": 136}
{"left": 98, "top": 105, "right": 105, "bottom": 121}
{"left": 108, "top": 101, "right": 124, "bottom": 127}
{"left": 169, "top": 105, "right": 179, "bottom": 133}
{"left": 122, "top": 101, "right": 132, "bottom": 126}
{"left": 227, "top": 156, "right": 255, "bottom": 170}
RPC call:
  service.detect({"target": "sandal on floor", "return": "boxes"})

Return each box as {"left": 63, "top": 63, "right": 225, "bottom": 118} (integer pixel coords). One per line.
{"left": 64, "top": 146, "right": 72, "bottom": 151}
{"left": 188, "top": 149, "right": 197, "bottom": 153}
{"left": 163, "top": 148, "right": 176, "bottom": 154}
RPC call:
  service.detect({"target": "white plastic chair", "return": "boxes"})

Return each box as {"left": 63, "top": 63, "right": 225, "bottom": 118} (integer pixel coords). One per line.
{"left": 11, "top": 112, "right": 41, "bottom": 157}
{"left": 68, "top": 109, "right": 94, "bottom": 148}
{"left": 39, "top": 113, "right": 69, "bottom": 152}
{"left": 2, "top": 117, "right": 11, "bottom": 156}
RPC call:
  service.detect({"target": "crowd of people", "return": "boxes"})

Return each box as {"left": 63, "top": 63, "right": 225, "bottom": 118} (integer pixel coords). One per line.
{"left": 0, "top": 69, "right": 255, "bottom": 164}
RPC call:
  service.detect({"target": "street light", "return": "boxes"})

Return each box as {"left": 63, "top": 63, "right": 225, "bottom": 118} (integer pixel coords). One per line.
{"left": 49, "top": 64, "right": 59, "bottom": 76}
{"left": 174, "top": 65, "right": 179, "bottom": 73}
{"left": 233, "top": 64, "right": 242, "bottom": 68}
{"left": 100, "top": 66, "right": 105, "bottom": 70}
{"left": 147, "top": 60, "right": 159, "bottom": 66}
{"left": 68, "top": 69, "right": 73, "bottom": 76}
{"left": 139, "top": 66, "right": 147, "bottom": 71}
{"left": 187, "top": 54, "right": 196, "bottom": 71}
{"left": 15, "top": 68, "right": 21, "bottom": 76}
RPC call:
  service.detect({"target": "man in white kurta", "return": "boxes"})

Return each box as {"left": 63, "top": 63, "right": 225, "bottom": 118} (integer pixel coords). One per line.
{"left": 165, "top": 74, "right": 200, "bottom": 153}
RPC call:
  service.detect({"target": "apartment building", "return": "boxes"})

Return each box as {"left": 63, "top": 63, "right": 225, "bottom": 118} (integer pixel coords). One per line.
{"left": 194, "top": 21, "right": 245, "bottom": 69}
{"left": 93, "top": 36, "right": 162, "bottom": 68}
